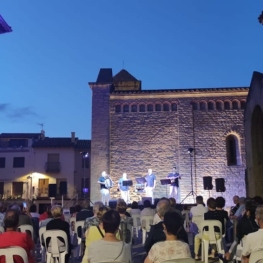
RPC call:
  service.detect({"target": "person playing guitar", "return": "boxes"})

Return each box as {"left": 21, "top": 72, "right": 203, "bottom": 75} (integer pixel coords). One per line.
{"left": 166, "top": 166, "right": 181, "bottom": 201}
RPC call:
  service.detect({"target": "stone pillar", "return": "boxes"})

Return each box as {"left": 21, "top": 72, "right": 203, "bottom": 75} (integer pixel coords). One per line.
{"left": 89, "top": 69, "right": 112, "bottom": 202}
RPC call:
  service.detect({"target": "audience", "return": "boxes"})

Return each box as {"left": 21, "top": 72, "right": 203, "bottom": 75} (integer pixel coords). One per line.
{"left": 76, "top": 201, "right": 93, "bottom": 221}
{"left": 231, "top": 197, "right": 245, "bottom": 220}
{"left": 88, "top": 210, "right": 130, "bottom": 263}
{"left": 190, "top": 196, "right": 207, "bottom": 233}
{"left": 230, "top": 195, "right": 240, "bottom": 216}
{"left": 0, "top": 203, "right": 4, "bottom": 227}
{"left": 130, "top": 201, "right": 141, "bottom": 216}
{"left": 141, "top": 200, "right": 155, "bottom": 217}
{"left": 39, "top": 205, "right": 50, "bottom": 222}
{"left": 29, "top": 204, "right": 40, "bottom": 218}
{"left": 144, "top": 210, "right": 191, "bottom": 263}
{"left": 11, "top": 204, "right": 33, "bottom": 228}
{"left": 0, "top": 209, "right": 35, "bottom": 263}
{"left": 39, "top": 206, "right": 53, "bottom": 228}
{"left": 144, "top": 199, "right": 188, "bottom": 254}
{"left": 45, "top": 205, "right": 72, "bottom": 263}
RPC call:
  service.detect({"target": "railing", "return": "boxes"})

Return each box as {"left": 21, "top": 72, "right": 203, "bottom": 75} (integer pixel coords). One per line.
{"left": 45, "top": 162, "right": 61, "bottom": 173}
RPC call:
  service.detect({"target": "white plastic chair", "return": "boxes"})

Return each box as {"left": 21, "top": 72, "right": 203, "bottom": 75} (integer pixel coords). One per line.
{"left": 18, "top": 224, "right": 34, "bottom": 241}
{"left": 75, "top": 220, "right": 85, "bottom": 257}
{"left": 0, "top": 247, "right": 29, "bottom": 263}
{"left": 161, "top": 258, "right": 195, "bottom": 263}
{"left": 0, "top": 226, "right": 5, "bottom": 233}
{"left": 191, "top": 215, "right": 204, "bottom": 232}
{"left": 200, "top": 220, "right": 224, "bottom": 263}
{"left": 39, "top": 226, "right": 46, "bottom": 262}
{"left": 43, "top": 229, "right": 69, "bottom": 263}
{"left": 250, "top": 249, "right": 263, "bottom": 263}
{"left": 182, "top": 210, "right": 190, "bottom": 231}
{"left": 131, "top": 215, "right": 141, "bottom": 237}
{"left": 141, "top": 215, "right": 153, "bottom": 244}
{"left": 233, "top": 235, "right": 246, "bottom": 262}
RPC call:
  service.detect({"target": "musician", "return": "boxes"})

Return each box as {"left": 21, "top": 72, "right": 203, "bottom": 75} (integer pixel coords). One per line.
{"left": 167, "top": 166, "right": 181, "bottom": 200}
{"left": 118, "top": 173, "right": 130, "bottom": 204}
{"left": 145, "top": 169, "right": 156, "bottom": 203}
{"left": 98, "top": 171, "right": 110, "bottom": 205}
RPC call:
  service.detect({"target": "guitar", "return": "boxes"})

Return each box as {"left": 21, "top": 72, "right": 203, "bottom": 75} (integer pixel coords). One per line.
{"left": 167, "top": 173, "right": 181, "bottom": 183}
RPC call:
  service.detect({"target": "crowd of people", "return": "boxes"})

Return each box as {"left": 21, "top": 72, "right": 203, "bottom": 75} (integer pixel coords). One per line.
{"left": 0, "top": 195, "right": 261, "bottom": 262}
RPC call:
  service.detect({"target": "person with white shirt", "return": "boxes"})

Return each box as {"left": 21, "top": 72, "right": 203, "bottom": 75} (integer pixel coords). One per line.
{"left": 141, "top": 200, "right": 155, "bottom": 217}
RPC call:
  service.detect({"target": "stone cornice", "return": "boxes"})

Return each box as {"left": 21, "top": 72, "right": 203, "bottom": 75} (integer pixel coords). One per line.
{"left": 88, "top": 82, "right": 112, "bottom": 89}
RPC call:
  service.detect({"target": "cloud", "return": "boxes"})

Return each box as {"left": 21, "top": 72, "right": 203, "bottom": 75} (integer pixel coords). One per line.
{"left": 0, "top": 103, "right": 10, "bottom": 112}
{"left": 7, "top": 106, "right": 38, "bottom": 120}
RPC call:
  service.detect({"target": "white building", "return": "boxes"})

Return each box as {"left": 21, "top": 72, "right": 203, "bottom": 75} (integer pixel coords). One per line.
{"left": 0, "top": 132, "right": 90, "bottom": 202}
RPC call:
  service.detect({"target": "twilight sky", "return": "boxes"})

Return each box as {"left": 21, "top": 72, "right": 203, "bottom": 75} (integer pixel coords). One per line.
{"left": 1, "top": 1, "right": 263, "bottom": 139}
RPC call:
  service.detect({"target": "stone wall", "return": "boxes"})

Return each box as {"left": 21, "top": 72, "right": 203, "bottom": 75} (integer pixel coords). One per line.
{"left": 108, "top": 94, "right": 247, "bottom": 206}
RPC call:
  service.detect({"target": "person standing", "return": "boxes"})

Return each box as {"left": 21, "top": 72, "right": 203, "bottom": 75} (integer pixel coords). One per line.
{"left": 98, "top": 171, "right": 110, "bottom": 205}
{"left": 118, "top": 173, "right": 130, "bottom": 203}
{"left": 145, "top": 169, "right": 156, "bottom": 203}
{"left": 166, "top": 166, "right": 181, "bottom": 201}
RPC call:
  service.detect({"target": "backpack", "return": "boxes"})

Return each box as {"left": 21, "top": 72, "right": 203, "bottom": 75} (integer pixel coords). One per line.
{"left": 119, "top": 221, "right": 131, "bottom": 244}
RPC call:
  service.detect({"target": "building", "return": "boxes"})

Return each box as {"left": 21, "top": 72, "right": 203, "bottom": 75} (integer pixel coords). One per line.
{"left": 89, "top": 68, "right": 248, "bottom": 206}
{"left": 0, "top": 132, "right": 90, "bottom": 204}
{"left": 0, "top": 14, "right": 12, "bottom": 35}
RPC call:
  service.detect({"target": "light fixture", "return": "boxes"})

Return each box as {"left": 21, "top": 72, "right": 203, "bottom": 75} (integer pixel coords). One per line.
{"left": 188, "top": 148, "right": 194, "bottom": 154}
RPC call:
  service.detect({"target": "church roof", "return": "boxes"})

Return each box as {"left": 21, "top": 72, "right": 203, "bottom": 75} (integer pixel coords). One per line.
{"left": 113, "top": 69, "right": 138, "bottom": 82}
{"left": 96, "top": 68, "right": 113, "bottom": 83}
{"left": 0, "top": 15, "right": 12, "bottom": 34}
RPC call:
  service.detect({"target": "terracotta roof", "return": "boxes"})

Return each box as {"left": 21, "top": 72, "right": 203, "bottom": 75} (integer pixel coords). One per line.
{"left": 96, "top": 68, "right": 113, "bottom": 83}
{"left": 113, "top": 69, "right": 138, "bottom": 82}
{"left": 32, "top": 138, "right": 91, "bottom": 149}
{"left": 111, "top": 87, "right": 249, "bottom": 95}
{"left": 0, "top": 133, "right": 40, "bottom": 139}
{"left": 0, "top": 15, "right": 12, "bottom": 34}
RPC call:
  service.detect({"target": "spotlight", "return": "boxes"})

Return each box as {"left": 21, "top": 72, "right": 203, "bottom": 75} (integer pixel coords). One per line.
{"left": 187, "top": 148, "right": 194, "bottom": 154}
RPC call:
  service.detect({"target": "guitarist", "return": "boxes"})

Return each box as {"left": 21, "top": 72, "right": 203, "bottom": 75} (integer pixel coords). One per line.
{"left": 167, "top": 166, "right": 181, "bottom": 201}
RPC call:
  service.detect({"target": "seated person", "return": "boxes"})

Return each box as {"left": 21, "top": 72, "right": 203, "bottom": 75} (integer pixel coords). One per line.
{"left": 45, "top": 205, "right": 72, "bottom": 263}
{"left": 88, "top": 210, "right": 130, "bottom": 263}
{"left": 0, "top": 209, "right": 35, "bottom": 263}
{"left": 144, "top": 210, "right": 191, "bottom": 263}
{"left": 82, "top": 206, "right": 109, "bottom": 263}
{"left": 39, "top": 206, "right": 53, "bottom": 228}
{"left": 130, "top": 201, "right": 141, "bottom": 216}
{"left": 144, "top": 199, "right": 188, "bottom": 254}
{"left": 76, "top": 200, "right": 93, "bottom": 221}
{"left": 141, "top": 200, "right": 155, "bottom": 217}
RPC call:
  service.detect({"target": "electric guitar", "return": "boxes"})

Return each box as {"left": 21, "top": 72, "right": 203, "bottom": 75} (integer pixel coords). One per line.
{"left": 167, "top": 173, "right": 181, "bottom": 183}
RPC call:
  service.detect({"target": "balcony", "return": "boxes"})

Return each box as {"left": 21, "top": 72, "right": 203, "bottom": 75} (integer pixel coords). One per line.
{"left": 45, "top": 162, "right": 61, "bottom": 173}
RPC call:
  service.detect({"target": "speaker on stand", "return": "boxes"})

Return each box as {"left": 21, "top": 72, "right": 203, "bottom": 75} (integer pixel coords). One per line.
{"left": 215, "top": 178, "right": 226, "bottom": 193}
{"left": 203, "top": 176, "right": 213, "bottom": 197}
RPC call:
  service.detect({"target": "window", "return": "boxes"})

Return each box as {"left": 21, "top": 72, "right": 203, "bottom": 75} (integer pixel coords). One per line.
{"left": 147, "top": 104, "right": 153, "bottom": 112}
{"left": 155, "top": 104, "right": 161, "bottom": 111}
{"left": 224, "top": 101, "right": 231, "bottom": 110}
{"left": 46, "top": 154, "right": 60, "bottom": 173}
{"left": 216, "top": 101, "right": 223, "bottom": 110}
{"left": 241, "top": 101, "right": 246, "bottom": 110}
{"left": 171, "top": 103, "right": 177, "bottom": 111}
{"left": 139, "top": 104, "right": 145, "bottom": 112}
{"left": 13, "top": 157, "right": 25, "bottom": 168}
{"left": 226, "top": 135, "right": 241, "bottom": 166}
{"left": 12, "top": 182, "right": 23, "bottom": 196}
{"left": 192, "top": 102, "right": 198, "bottom": 110}
{"left": 0, "top": 158, "right": 5, "bottom": 168}
{"left": 200, "top": 102, "right": 206, "bottom": 111}
{"left": 131, "top": 104, "right": 137, "bottom": 112}
{"left": 123, "top": 104, "right": 129, "bottom": 112}
{"left": 9, "top": 139, "right": 28, "bottom": 148}
{"left": 163, "top": 103, "right": 170, "bottom": 111}
{"left": 232, "top": 101, "right": 239, "bottom": 110}
{"left": 208, "top": 102, "right": 214, "bottom": 110}
{"left": 115, "top": 105, "right": 121, "bottom": 113}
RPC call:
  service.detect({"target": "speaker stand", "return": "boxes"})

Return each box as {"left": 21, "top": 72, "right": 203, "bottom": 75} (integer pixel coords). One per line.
{"left": 61, "top": 195, "right": 64, "bottom": 208}
{"left": 50, "top": 197, "right": 55, "bottom": 205}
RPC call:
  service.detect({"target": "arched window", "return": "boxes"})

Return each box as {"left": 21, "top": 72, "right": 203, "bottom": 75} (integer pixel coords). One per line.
{"left": 226, "top": 135, "right": 241, "bottom": 166}
{"left": 171, "top": 103, "right": 177, "bottom": 111}
{"left": 224, "top": 101, "right": 231, "bottom": 110}
{"left": 232, "top": 101, "right": 239, "bottom": 110}
{"left": 200, "top": 102, "right": 206, "bottom": 111}
{"left": 192, "top": 102, "right": 198, "bottom": 110}
{"left": 115, "top": 105, "right": 121, "bottom": 113}
{"left": 131, "top": 104, "right": 137, "bottom": 112}
{"left": 155, "top": 104, "right": 161, "bottom": 111}
{"left": 241, "top": 101, "right": 246, "bottom": 110}
{"left": 139, "top": 104, "right": 145, "bottom": 112}
{"left": 216, "top": 101, "right": 223, "bottom": 110}
{"left": 208, "top": 101, "right": 214, "bottom": 110}
{"left": 163, "top": 103, "right": 170, "bottom": 111}
{"left": 147, "top": 104, "right": 153, "bottom": 112}
{"left": 123, "top": 104, "right": 129, "bottom": 112}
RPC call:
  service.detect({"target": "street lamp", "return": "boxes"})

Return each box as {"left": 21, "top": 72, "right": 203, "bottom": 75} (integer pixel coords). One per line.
{"left": 80, "top": 152, "right": 89, "bottom": 198}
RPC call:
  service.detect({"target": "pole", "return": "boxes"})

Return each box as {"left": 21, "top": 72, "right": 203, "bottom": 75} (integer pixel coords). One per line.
{"left": 62, "top": 194, "right": 64, "bottom": 208}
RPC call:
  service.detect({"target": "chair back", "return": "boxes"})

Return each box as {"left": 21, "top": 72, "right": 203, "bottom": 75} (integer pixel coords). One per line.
{"left": 75, "top": 220, "right": 85, "bottom": 241}
{"left": 39, "top": 226, "right": 46, "bottom": 262}
{"left": 0, "top": 226, "right": 4, "bottom": 233}
{"left": 192, "top": 215, "right": 204, "bottom": 230}
{"left": 200, "top": 220, "right": 222, "bottom": 241}
{"left": 161, "top": 258, "right": 195, "bottom": 263}
{"left": 132, "top": 215, "right": 141, "bottom": 228}
{"left": 18, "top": 224, "right": 34, "bottom": 240}
{"left": 69, "top": 217, "right": 76, "bottom": 232}
{"left": 250, "top": 249, "right": 263, "bottom": 263}
{"left": 43, "top": 229, "right": 68, "bottom": 263}
{"left": 0, "top": 247, "right": 29, "bottom": 263}
{"left": 141, "top": 215, "right": 153, "bottom": 232}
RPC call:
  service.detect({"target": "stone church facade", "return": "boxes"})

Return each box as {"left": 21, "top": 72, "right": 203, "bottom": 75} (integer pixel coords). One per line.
{"left": 89, "top": 68, "right": 248, "bottom": 206}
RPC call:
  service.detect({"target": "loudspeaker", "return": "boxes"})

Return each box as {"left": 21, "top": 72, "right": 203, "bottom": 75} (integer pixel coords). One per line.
{"left": 142, "top": 197, "right": 152, "bottom": 204}
{"left": 203, "top": 176, "right": 213, "bottom": 190}
{"left": 59, "top": 181, "right": 67, "bottom": 195}
{"left": 215, "top": 178, "right": 226, "bottom": 192}
{"left": 109, "top": 199, "right": 117, "bottom": 209}
{"left": 48, "top": 184, "right": 57, "bottom": 197}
